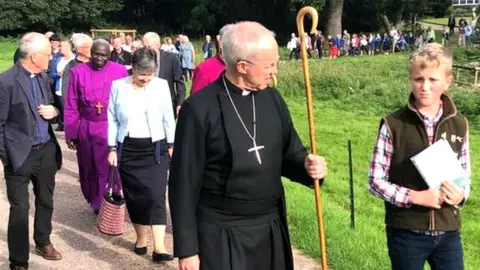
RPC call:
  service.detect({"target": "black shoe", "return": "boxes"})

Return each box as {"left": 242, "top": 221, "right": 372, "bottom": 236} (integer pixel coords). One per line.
{"left": 10, "top": 265, "right": 28, "bottom": 270}
{"left": 134, "top": 243, "right": 147, "bottom": 255}
{"left": 152, "top": 251, "right": 173, "bottom": 262}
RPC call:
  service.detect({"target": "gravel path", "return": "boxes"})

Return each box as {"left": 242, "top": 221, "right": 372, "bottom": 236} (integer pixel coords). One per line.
{"left": 0, "top": 131, "right": 321, "bottom": 269}
{"left": 419, "top": 22, "right": 446, "bottom": 31}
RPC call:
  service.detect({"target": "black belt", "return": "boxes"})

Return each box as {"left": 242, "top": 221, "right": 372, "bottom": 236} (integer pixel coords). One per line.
{"left": 32, "top": 142, "right": 49, "bottom": 151}
{"left": 198, "top": 193, "right": 280, "bottom": 216}
{"left": 198, "top": 193, "right": 281, "bottom": 226}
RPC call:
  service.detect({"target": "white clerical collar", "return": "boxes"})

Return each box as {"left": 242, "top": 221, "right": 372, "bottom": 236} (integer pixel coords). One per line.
{"left": 242, "top": 90, "right": 251, "bottom": 96}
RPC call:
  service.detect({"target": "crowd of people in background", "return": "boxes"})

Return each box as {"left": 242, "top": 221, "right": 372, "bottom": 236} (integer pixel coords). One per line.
{"left": 287, "top": 14, "right": 479, "bottom": 60}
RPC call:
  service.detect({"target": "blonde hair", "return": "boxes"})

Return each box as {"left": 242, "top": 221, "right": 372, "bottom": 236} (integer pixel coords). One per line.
{"left": 409, "top": 43, "right": 453, "bottom": 75}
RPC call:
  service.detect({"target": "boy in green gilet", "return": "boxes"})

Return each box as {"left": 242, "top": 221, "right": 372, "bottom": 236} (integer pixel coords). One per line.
{"left": 368, "top": 43, "right": 471, "bottom": 270}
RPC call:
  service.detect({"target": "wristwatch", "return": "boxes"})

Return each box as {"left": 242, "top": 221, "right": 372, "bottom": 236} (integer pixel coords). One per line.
{"left": 109, "top": 146, "right": 117, "bottom": 152}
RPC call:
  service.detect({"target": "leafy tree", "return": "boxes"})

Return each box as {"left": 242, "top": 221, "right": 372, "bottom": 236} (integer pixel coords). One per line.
{"left": 290, "top": 0, "right": 327, "bottom": 35}
{"left": 427, "top": 0, "right": 453, "bottom": 18}
{"left": 343, "top": 0, "right": 384, "bottom": 33}
{"left": 0, "top": 0, "right": 122, "bottom": 33}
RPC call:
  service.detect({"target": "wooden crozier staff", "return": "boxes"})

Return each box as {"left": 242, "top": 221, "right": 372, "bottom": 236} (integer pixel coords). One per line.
{"left": 296, "top": 6, "right": 328, "bottom": 269}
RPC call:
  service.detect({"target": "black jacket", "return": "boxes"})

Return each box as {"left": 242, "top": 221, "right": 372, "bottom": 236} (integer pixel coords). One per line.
{"left": 0, "top": 63, "right": 62, "bottom": 171}
{"left": 157, "top": 50, "right": 186, "bottom": 110}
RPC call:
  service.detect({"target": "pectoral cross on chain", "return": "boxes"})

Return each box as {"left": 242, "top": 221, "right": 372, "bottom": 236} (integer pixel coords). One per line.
{"left": 248, "top": 140, "right": 265, "bottom": 164}
{"left": 95, "top": 102, "right": 103, "bottom": 114}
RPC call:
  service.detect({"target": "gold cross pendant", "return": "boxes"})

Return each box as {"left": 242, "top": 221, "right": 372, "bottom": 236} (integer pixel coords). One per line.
{"left": 95, "top": 102, "right": 103, "bottom": 114}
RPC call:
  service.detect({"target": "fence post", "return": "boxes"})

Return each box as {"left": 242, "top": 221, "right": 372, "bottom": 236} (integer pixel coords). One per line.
{"left": 348, "top": 140, "right": 355, "bottom": 229}
{"left": 475, "top": 69, "right": 479, "bottom": 85}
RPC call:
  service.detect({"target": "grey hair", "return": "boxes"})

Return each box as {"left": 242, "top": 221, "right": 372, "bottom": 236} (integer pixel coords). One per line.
{"left": 132, "top": 47, "right": 157, "bottom": 74}
{"left": 221, "top": 21, "right": 276, "bottom": 69}
{"left": 72, "top": 33, "right": 93, "bottom": 49}
{"left": 219, "top": 23, "right": 234, "bottom": 38}
{"left": 93, "top": 38, "right": 110, "bottom": 48}
{"left": 18, "top": 32, "right": 49, "bottom": 59}
{"left": 143, "top": 32, "right": 161, "bottom": 44}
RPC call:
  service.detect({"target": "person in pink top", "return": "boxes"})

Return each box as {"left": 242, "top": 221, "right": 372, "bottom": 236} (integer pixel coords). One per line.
{"left": 190, "top": 24, "right": 233, "bottom": 95}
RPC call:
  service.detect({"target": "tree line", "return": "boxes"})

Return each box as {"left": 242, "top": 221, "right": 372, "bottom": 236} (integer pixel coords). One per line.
{"left": 0, "top": 0, "right": 453, "bottom": 41}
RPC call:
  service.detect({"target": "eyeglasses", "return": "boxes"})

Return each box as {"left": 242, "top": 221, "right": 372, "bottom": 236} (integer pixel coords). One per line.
{"left": 239, "top": 59, "right": 279, "bottom": 72}
{"left": 32, "top": 51, "right": 51, "bottom": 58}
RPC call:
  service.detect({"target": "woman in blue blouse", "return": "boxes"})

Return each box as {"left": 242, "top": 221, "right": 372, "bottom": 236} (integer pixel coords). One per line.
{"left": 107, "top": 48, "right": 176, "bottom": 262}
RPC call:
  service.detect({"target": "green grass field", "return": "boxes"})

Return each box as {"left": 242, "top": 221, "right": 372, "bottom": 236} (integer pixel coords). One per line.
{"left": 0, "top": 41, "right": 16, "bottom": 71}
{"left": 2, "top": 41, "right": 480, "bottom": 270}
{"left": 423, "top": 17, "right": 474, "bottom": 26}
{"left": 278, "top": 54, "right": 480, "bottom": 270}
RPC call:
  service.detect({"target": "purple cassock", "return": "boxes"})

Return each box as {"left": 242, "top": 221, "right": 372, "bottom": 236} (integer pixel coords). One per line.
{"left": 64, "top": 61, "right": 128, "bottom": 212}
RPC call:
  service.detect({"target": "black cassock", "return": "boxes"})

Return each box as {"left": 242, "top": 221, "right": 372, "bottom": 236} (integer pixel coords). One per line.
{"left": 169, "top": 74, "right": 320, "bottom": 270}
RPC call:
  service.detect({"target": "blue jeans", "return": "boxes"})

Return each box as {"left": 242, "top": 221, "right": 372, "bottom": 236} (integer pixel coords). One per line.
{"left": 386, "top": 228, "right": 464, "bottom": 270}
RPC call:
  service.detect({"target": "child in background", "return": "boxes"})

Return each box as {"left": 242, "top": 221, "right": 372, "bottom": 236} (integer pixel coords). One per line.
{"left": 443, "top": 26, "right": 450, "bottom": 46}
{"left": 328, "top": 35, "right": 338, "bottom": 59}
{"left": 335, "top": 34, "right": 343, "bottom": 57}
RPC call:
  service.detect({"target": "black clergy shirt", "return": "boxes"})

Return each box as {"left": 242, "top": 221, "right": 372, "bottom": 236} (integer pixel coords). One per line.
{"left": 20, "top": 66, "right": 50, "bottom": 145}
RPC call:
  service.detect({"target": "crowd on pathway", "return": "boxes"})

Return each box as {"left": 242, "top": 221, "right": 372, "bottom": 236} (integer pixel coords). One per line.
{"left": 0, "top": 18, "right": 472, "bottom": 270}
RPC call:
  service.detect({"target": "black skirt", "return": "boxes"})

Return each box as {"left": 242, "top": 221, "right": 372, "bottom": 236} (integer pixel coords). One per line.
{"left": 118, "top": 137, "right": 169, "bottom": 225}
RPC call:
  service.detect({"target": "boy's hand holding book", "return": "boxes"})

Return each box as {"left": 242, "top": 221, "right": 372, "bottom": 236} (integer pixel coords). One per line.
{"left": 440, "top": 180, "right": 465, "bottom": 206}
{"left": 409, "top": 189, "right": 443, "bottom": 209}
{"left": 408, "top": 180, "right": 464, "bottom": 209}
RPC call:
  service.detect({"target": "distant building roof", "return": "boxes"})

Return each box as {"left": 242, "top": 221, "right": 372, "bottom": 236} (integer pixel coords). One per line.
{"left": 453, "top": 0, "right": 480, "bottom": 6}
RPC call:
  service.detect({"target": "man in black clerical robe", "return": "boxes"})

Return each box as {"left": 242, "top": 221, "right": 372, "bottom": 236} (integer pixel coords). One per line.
{"left": 169, "top": 21, "right": 327, "bottom": 270}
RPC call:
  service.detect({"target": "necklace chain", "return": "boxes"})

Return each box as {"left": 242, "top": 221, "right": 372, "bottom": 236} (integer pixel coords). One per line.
{"left": 90, "top": 65, "right": 108, "bottom": 103}
{"left": 222, "top": 75, "right": 256, "bottom": 141}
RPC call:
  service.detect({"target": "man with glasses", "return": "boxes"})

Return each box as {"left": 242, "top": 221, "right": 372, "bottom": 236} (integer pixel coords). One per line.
{"left": 60, "top": 33, "right": 93, "bottom": 98}
{"left": 0, "top": 32, "right": 63, "bottom": 270}
{"left": 169, "top": 21, "right": 328, "bottom": 270}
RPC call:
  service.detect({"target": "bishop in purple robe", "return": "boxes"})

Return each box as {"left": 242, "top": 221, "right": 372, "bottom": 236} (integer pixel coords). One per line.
{"left": 64, "top": 39, "right": 128, "bottom": 213}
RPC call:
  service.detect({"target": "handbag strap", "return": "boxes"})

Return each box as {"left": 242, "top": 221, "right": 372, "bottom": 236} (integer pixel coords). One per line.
{"left": 107, "top": 166, "right": 124, "bottom": 198}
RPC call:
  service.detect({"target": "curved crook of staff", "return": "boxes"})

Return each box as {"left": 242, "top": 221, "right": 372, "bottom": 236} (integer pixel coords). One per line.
{"left": 296, "top": 6, "right": 328, "bottom": 270}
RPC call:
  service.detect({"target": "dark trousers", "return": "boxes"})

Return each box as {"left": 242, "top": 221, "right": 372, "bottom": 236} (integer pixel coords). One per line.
{"left": 387, "top": 228, "right": 464, "bottom": 270}
{"left": 288, "top": 49, "right": 299, "bottom": 60}
{"left": 182, "top": 68, "right": 193, "bottom": 81}
{"left": 4, "top": 141, "right": 57, "bottom": 269}
{"left": 316, "top": 45, "right": 322, "bottom": 59}
{"left": 54, "top": 94, "right": 64, "bottom": 129}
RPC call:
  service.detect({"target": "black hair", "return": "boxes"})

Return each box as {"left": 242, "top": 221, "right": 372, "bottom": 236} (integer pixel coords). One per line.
{"left": 50, "top": 33, "right": 61, "bottom": 42}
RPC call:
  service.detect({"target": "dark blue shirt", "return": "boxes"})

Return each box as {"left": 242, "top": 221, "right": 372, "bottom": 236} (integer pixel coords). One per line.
{"left": 21, "top": 66, "right": 50, "bottom": 145}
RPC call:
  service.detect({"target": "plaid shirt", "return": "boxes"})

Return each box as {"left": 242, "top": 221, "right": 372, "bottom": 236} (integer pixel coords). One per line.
{"left": 368, "top": 103, "right": 471, "bottom": 233}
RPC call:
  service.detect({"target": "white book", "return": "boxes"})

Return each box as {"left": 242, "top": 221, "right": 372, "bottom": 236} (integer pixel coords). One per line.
{"left": 410, "top": 139, "right": 466, "bottom": 189}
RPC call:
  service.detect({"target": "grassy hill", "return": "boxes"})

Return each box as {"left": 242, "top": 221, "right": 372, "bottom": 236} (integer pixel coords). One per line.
{"left": 423, "top": 17, "right": 474, "bottom": 26}
{"left": 2, "top": 41, "right": 480, "bottom": 270}
{"left": 278, "top": 54, "right": 480, "bottom": 270}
